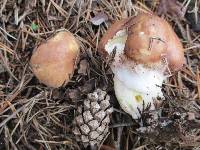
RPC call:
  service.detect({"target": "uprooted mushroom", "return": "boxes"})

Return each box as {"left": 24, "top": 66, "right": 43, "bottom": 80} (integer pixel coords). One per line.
{"left": 99, "top": 13, "right": 185, "bottom": 119}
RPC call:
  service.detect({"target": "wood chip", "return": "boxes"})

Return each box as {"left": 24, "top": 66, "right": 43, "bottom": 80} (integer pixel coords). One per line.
{"left": 90, "top": 12, "right": 108, "bottom": 26}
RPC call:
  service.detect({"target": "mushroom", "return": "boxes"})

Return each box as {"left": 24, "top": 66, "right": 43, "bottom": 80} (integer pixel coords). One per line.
{"left": 99, "top": 13, "right": 185, "bottom": 119}
{"left": 30, "top": 31, "right": 80, "bottom": 88}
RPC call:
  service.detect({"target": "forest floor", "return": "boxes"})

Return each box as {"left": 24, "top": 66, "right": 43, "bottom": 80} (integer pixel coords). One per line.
{"left": 0, "top": 0, "right": 200, "bottom": 149}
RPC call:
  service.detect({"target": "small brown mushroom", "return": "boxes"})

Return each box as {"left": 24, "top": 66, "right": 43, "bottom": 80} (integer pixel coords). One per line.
{"left": 30, "top": 31, "right": 80, "bottom": 88}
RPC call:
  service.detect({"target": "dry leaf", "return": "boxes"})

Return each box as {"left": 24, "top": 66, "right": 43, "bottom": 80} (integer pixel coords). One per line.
{"left": 188, "top": 14, "right": 200, "bottom": 32}
{"left": 78, "top": 81, "right": 94, "bottom": 93}
{"left": 0, "top": 63, "right": 5, "bottom": 73}
{"left": 68, "top": 89, "right": 81, "bottom": 100}
{"left": 187, "top": 112, "right": 195, "bottom": 121}
{"left": 78, "top": 59, "right": 88, "bottom": 75}
{"left": 157, "top": 0, "right": 186, "bottom": 19}
{"left": 90, "top": 12, "right": 108, "bottom": 25}
{"left": 100, "top": 145, "right": 116, "bottom": 150}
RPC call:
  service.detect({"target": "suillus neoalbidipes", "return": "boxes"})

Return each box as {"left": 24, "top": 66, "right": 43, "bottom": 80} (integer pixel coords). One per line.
{"left": 30, "top": 31, "right": 80, "bottom": 88}
{"left": 99, "top": 13, "right": 185, "bottom": 119}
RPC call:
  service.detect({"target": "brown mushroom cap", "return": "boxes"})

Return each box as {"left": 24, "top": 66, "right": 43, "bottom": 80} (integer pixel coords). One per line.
{"left": 99, "top": 13, "right": 185, "bottom": 71}
{"left": 125, "top": 13, "right": 185, "bottom": 71}
{"left": 98, "top": 18, "right": 129, "bottom": 57}
{"left": 30, "top": 31, "right": 80, "bottom": 88}
{"left": 125, "top": 13, "right": 168, "bottom": 64}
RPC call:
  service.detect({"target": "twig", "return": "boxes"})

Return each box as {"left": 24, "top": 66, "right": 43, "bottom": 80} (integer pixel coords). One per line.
{"left": 0, "top": 0, "right": 8, "bottom": 16}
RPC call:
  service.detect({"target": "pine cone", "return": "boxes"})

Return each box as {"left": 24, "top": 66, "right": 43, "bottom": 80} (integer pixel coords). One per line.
{"left": 73, "top": 89, "right": 113, "bottom": 147}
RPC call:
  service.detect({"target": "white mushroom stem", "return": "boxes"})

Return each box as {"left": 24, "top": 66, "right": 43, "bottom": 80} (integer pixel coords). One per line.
{"left": 105, "top": 29, "right": 166, "bottom": 119}
{"left": 113, "top": 65, "right": 165, "bottom": 119}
